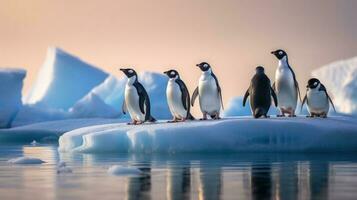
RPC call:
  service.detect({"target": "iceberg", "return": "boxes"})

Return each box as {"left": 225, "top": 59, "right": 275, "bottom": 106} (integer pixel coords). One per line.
{"left": 0, "top": 68, "right": 26, "bottom": 128}
{"left": 59, "top": 116, "right": 357, "bottom": 153}
{"left": 69, "top": 93, "right": 120, "bottom": 118}
{"left": 25, "top": 47, "right": 108, "bottom": 110}
{"left": 76, "top": 72, "right": 171, "bottom": 119}
{"left": 312, "top": 57, "right": 357, "bottom": 115}
{"left": 107, "top": 165, "right": 142, "bottom": 176}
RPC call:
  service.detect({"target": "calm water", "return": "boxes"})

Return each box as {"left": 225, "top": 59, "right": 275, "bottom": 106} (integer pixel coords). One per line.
{"left": 0, "top": 145, "right": 357, "bottom": 200}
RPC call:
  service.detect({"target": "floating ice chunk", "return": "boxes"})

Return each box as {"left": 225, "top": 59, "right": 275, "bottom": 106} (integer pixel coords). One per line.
{"left": 30, "top": 140, "right": 38, "bottom": 146}
{"left": 69, "top": 93, "right": 120, "bottom": 118}
{"left": 107, "top": 165, "right": 142, "bottom": 176}
{"left": 223, "top": 97, "right": 279, "bottom": 117}
{"left": 25, "top": 47, "right": 108, "bottom": 110}
{"left": 8, "top": 157, "right": 45, "bottom": 164}
{"left": 0, "top": 68, "right": 26, "bottom": 128}
{"left": 312, "top": 57, "right": 357, "bottom": 115}
{"left": 59, "top": 116, "right": 357, "bottom": 153}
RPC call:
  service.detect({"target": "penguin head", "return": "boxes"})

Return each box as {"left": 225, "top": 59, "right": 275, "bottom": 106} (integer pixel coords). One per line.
{"left": 196, "top": 62, "right": 211, "bottom": 72}
{"left": 120, "top": 68, "right": 137, "bottom": 78}
{"left": 163, "top": 69, "right": 179, "bottom": 79}
{"left": 255, "top": 66, "right": 265, "bottom": 74}
{"left": 271, "top": 49, "right": 287, "bottom": 60}
{"left": 307, "top": 78, "right": 321, "bottom": 89}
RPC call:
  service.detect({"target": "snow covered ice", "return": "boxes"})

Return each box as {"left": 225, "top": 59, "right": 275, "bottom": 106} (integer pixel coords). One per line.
{"left": 25, "top": 47, "right": 108, "bottom": 110}
{"left": 59, "top": 116, "right": 357, "bottom": 153}
{"left": 312, "top": 56, "right": 357, "bottom": 115}
{"left": 8, "top": 157, "right": 45, "bottom": 165}
{"left": 0, "top": 68, "right": 26, "bottom": 128}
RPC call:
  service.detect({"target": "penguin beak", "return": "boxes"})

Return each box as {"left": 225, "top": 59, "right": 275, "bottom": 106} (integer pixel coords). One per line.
{"left": 119, "top": 68, "right": 125, "bottom": 72}
{"left": 271, "top": 51, "right": 276, "bottom": 55}
{"left": 196, "top": 64, "right": 200, "bottom": 67}
{"left": 163, "top": 71, "right": 169, "bottom": 75}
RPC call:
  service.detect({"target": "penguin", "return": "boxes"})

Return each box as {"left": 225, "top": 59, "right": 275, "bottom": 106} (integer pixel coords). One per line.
{"left": 120, "top": 68, "right": 156, "bottom": 125}
{"left": 164, "top": 69, "right": 195, "bottom": 122}
{"left": 191, "top": 62, "right": 224, "bottom": 120}
{"left": 243, "top": 66, "right": 278, "bottom": 118}
{"left": 271, "top": 49, "right": 301, "bottom": 117}
{"left": 302, "top": 78, "right": 336, "bottom": 118}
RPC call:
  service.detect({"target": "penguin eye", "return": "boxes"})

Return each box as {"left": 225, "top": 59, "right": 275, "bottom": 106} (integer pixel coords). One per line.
{"left": 203, "top": 64, "right": 208, "bottom": 68}
{"left": 279, "top": 51, "right": 283, "bottom": 55}
{"left": 128, "top": 69, "right": 133, "bottom": 73}
{"left": 170, "top": 71, "right": 175, "bottom": 76}
{"left": 313, "top": 82, "right": 318, "bottom": 86}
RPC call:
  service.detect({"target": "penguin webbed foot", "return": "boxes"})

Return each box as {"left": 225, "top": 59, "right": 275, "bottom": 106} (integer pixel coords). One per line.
{"left": 277, "top": 114, "right": 284, "bottom": 117}
{"left": 288, "top": 114, "right": 297, "bottom": 117}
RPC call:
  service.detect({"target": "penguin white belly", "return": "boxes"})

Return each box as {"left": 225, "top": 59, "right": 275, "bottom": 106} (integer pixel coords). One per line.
{"left": 125, "top": 85, "right": 145, "bottom": 121}
{"left": 198, "top": 78, "right": 220, "bottom": 114}
{"left": 166, "top": 81, "right": 187, "bottom": 118}
{"left": 307, "top": 89, "right": 329, "bottom": 114}
{"left": 275, "top": 68, "right": 297, "bottom": 110}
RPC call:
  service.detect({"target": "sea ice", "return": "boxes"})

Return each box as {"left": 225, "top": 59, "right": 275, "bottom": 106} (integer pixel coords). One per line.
{"left": 107, "top": 165, "right": 142, "bottom": 176}
{"left": 8, "top": 157, "right": 45, "bottom": 164}
{"left": 59, "top": 116, "right": 357, "bottom": 153}
{"left": 25, "top": 47, "right": 108, "bottom": 110}
{"left": 0, "top": 68, "right": 26, "bottom": 128}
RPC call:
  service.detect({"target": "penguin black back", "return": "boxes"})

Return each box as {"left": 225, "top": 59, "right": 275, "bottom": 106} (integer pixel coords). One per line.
{"left": 243, "top": 66, "right": 278, "bottom": 118}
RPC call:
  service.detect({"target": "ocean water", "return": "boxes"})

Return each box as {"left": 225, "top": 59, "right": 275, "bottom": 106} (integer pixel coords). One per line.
{"left": 0, "top": 144, "right": 357, "bottom": 200}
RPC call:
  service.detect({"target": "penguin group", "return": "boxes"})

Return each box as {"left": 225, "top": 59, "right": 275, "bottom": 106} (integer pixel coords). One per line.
{"left": 120, "top": 49, "right": 336, "bottom": 125}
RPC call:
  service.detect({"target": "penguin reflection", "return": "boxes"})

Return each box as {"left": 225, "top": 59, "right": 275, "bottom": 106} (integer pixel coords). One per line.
{"left": 125, "top": 165, "right": 151, "bottom": 200}
{"left": 166, "top": 166, "right": 191, "bottom": 200}
{"left": 198, "top": 164, "right": 222, "bottom": 200}
{"left": 251, "top": 163, "right": 272, "bottom": 200}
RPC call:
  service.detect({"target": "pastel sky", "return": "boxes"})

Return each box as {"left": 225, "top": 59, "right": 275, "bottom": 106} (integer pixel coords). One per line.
{"left": 1, "top": 0, "right": 357, "bottom": 106}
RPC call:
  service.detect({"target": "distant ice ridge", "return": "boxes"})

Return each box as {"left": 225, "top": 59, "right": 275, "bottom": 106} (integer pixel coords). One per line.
{"left": 59, "top": 116, "right": 357, "bottom": 153}
{"left": 25, "top": 47, "right": 108, "bottom": 110}
{"left": 312, "top": 57, "right": 357, "bottom": 115}
{"left": 0, "top": 68, "right": 26, "bottom": 128}
{"left": 223, "top": 97, "right": 279, "bottom": 117}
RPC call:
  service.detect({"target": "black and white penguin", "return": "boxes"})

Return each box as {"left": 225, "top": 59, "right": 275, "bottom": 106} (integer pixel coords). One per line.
{"left": 164, "top": 69, "right": 195, "bottom": 122}
{"left": 120, "top": 68, "right": 156, "bottom": 125}
{"left": 302, "top": 78, "right": 336, "bottom": 118}
{"left": 243, "top": 66, "right": 278, "bottom": 118}
{"left": 271, "top": 49, "right": 301, "bottom": 117}
{"left": 191, "top": 62, "right": 223, "bottom": 120}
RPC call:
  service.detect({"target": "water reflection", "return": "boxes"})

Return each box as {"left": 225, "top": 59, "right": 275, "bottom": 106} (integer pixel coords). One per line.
{"left": 1, "top": 146, "right": 357, "bottom": 200}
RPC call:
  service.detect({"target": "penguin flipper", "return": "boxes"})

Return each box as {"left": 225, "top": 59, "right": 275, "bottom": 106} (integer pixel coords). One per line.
{"left": 270, "top": 87, "right": 278, "bottom": 107}
{"left": 319, "top": 84, "right": 336, "bottom": 112}
{"left": 122, "top": 99, "right": 127, "bottom": 114}
{"left": 243, "top": 89, "right": 249, "bottom": 107}
{"left": 289, "top": 67, "right": 302, "bottom": 102}
{"left": 134, "top": 82, "right": 149, "bottom": 115}
{"left": 211, "top": 73, "right": 224, "bottom": 110}
{"left": 191, "top": 87, "right": 199, "bottom": 107}
{"left": 272, "top": 82, "right": 276, "bottom": 91}
{"left": 175, "top": 79, "right": 189, "bottom": 110}
{"left": 301, "top": 94, "right": 307, "bottom": 112}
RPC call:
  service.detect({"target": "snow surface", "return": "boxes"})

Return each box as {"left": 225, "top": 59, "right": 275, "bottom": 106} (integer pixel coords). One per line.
{"left": 76, "top": 72, "right": 171, "bottom": 119}
{"left": 107, "top": 165, "right": 142, "bottom": 176}
{"left": 25, "top": 47, "right": 108, "bottom": 110}
{"left": 59, "top": 116, "right": 357, "bottom": 153}
{"left": 8, "top": 157, "right": 45, "bottom": 164}
{"left": 0, "top": 118, "right": 124, "bottom": 143}
{"left": 0, "top": 68, "right": 26, "bottom": 128}
{"left": 312, "top": 57, "right": 357, "bottom": 115}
